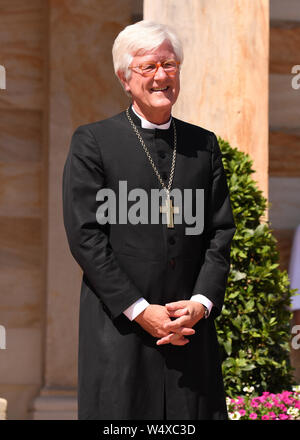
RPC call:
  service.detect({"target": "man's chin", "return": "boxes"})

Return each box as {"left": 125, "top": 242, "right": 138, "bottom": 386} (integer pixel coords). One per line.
{"left": 149, "top": 98, "right": 173, "bottom": 111}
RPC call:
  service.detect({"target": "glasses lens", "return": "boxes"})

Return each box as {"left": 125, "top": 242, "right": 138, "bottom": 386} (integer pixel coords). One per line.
{"left": 136, "top": 60, "right": 179, "bottom": 76}
{"left": 162, "top": 61, "right": 177, "bottom": 71}
{"left": 141, "top": 63, "right": 157, "bottom": 74}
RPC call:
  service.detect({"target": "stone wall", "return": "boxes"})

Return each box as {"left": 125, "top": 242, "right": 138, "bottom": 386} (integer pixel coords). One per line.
{"left": 0, "top": 0, "right": 142, "bottom": 420}
{"left": 269, "top": 0, "right": 300, "bottom": 272}
{"left": 269, "top": 0, "right": 300, "bottom": 383}
{"left": 0, "top": 0, "right": 46, "bottom": 420}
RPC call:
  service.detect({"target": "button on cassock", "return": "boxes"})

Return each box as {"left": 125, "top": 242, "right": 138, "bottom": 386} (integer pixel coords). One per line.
{"left": 169, "top": 258, "right": 176, "bottom": 268}
{"left": 168, "top": 236, "right": 176, "bottom": 245}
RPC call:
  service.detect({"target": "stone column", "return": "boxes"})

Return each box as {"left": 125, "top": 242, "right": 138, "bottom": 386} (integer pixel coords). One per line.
{"left": 0, "top": 398, "right": 7, "bottom": 420}
{"left": 144, "top": 0, "right": 269, "bottom": 199}
{"left": 30, "top": 0, "right": 137, "bottom": 419}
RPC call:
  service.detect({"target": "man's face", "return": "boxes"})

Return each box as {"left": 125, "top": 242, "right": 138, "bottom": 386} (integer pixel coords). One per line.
{"left": 119, "top": 39, "right": 180, "bottom": 123}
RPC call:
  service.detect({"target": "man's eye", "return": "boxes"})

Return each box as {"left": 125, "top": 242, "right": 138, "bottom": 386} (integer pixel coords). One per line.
{"left": 142, "top": 64, "right": 156, "bottom": 71}
{"left": 163, "top": 62, "right": 176, "bottom": 69}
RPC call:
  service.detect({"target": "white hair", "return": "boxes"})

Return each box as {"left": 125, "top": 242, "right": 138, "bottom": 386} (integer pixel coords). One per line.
{"left": 112, "top": 20, "right": 184, "bottom": 84}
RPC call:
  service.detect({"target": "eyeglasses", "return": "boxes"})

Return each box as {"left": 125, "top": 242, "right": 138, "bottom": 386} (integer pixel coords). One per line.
{"left": 129, "top": 59, "right": 180, "bottom": 77}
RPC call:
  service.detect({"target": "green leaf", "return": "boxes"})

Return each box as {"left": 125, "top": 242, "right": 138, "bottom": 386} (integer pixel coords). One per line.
{"left": 224, "top": 339, "right": 232, "bottom": 356}
{"left": 245, "top": 299, "right": 255, "bottom": 312}
{"left": 228, "top": 291, "right": 240, "bottom": 299}
{"left": 241, "top": 364, "right": 256, "bottom": 371}
{"left": 232, "top": 271, "right": 247, "bottom": 281}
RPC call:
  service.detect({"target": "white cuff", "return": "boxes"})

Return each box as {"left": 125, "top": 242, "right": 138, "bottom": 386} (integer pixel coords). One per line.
{"left": 190, "top": 294, "right": 214, "bottom": 318}
{"left": 123, "top": 298, "right": 150, "bottom": 321}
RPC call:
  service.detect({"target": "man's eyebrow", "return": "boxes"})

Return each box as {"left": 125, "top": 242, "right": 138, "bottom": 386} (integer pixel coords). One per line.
{"left": 139, "top": 58, "right": 175, "bottom": 63}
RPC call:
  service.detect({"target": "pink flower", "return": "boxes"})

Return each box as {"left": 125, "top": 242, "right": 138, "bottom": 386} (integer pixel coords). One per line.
{"left": 239, "top": 409, "right": 246, "bottom": 416}
{"left": 278, "top": 414, "right": 289, "bottom": 420}
{"left": 272, "top": 399, "right": 281, "bottom": 407}
{"left": 249, "top": 413, "right": 257, "bottom": 419}
{"left": 261, "top": 415, "right": 270, "bottom": 420}
{"left": 264, "top": 402, "right": 272, "bottom": 409}
{"left": 268, "top": 411, "right": 276, "bottom": 419}
{"left": 250, "top": 400, "right": 259, "bottom": 408}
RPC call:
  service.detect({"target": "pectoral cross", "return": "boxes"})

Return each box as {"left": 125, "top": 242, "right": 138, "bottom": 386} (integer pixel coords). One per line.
{"left": 160, "top": 195, "right": 179, "bottom": 228}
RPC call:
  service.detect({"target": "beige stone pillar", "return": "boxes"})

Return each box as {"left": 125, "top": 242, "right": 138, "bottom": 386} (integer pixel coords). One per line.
{"left": 144, "top": 0, "right": 269, "bottom": 199}
{"left": 0, "top": 398, "right": 7, "bottom": 420}
{"left": 30, "top": 0, "right": 137, "bottom": 420}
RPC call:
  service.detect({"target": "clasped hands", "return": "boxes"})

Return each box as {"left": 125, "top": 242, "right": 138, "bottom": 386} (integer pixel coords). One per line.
{"left": 134, "top": 300, "right": 206, "bottom": 346}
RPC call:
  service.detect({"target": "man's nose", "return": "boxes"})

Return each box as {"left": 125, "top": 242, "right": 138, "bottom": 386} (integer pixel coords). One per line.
{"left": 154, "top": 65, "right": 168, "bottom": 79}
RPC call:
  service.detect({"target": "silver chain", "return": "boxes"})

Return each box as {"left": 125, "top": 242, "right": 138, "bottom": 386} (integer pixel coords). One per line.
{"left": 126, "top": 107, "right": 177, "bottom": 196}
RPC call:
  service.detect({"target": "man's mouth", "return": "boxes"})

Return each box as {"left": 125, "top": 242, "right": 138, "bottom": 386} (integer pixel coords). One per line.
{"left": 151, "top": 86, "right": 169, "bottom": 92}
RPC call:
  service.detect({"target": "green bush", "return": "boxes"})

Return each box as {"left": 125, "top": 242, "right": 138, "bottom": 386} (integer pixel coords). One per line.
{"left": 216, "top": 137, "right": 296, "bottom": 397}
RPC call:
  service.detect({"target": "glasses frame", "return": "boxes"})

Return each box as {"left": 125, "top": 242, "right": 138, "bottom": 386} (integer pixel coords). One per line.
{"left": 128, "top": 59, "right": 181, "bottom": 77}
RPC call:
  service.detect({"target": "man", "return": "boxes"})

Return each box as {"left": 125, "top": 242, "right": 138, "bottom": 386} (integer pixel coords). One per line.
{"left": 62, "top": 20, "right": 236, "bottom": 420}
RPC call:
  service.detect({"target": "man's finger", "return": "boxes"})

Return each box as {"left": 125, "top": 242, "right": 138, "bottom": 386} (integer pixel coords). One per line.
{"left": 180, "top": 327, "right": 195, "bottom": 336}
{"left": 167, "top": 308, "right": 188, "bottom": 318}
{"left": 156, "top": 334, "right": 175, "bottom": 345}
{"left": 156, "top": 333, "right": 188, "bottom": 346}
{"left": 171, "top": 338, "right": 190, "bottom": 346}
{"left": 164, "top": 315, "right": 189, "bottom": 331}
{"left": 168, "top": 326, "right": 195, "bottom": 335}
{"left": 165, "top": 301, "right": 187, "bottom": 310}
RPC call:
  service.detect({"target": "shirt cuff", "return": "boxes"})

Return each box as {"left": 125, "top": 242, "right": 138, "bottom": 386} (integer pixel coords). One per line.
{"left": 190, "top": 294, "right": 214, "bottom": 318}
{"left": 123, "top": 298, "right": 150, "bottom": 321}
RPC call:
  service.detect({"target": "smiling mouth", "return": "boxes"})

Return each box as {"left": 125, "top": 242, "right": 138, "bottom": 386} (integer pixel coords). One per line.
{"left": 151, "top": 86, "right": 169, "bottom": 92}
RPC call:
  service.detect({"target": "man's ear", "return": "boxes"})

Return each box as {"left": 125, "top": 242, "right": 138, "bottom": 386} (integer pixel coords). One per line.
{"left": 117, "top": 70, "right": 131, "bottom": 94}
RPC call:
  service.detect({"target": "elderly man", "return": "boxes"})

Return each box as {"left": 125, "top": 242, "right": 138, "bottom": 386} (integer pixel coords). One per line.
{"left": 63, "top": 20, "right": 236, "bottom": 420}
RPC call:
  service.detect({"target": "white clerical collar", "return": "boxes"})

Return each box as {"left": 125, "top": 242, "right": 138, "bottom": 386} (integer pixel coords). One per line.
{"left": 131, "top": 105, "right": 172, "bottom": 129}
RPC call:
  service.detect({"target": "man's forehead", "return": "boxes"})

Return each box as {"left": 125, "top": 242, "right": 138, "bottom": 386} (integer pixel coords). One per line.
{"left": 133, "top": 41, "right": 175, "bottom": 59}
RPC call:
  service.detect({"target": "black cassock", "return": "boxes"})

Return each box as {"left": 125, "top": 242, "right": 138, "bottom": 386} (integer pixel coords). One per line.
{"left": 62, "top": 105, "right": 236, "bottom": 420}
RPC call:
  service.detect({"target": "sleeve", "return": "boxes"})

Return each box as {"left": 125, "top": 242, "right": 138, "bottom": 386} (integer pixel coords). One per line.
{"left": 123, "top": 297, "right": 150, "bottom": 321}
{"left": 62, "top": 125, "right": 143, "bottom": 320}
{"left": 190, "top": 294, "right": 214, "bottom": 318}
{"left": 191, "top": 133, "right": 236, "bottom": 318}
